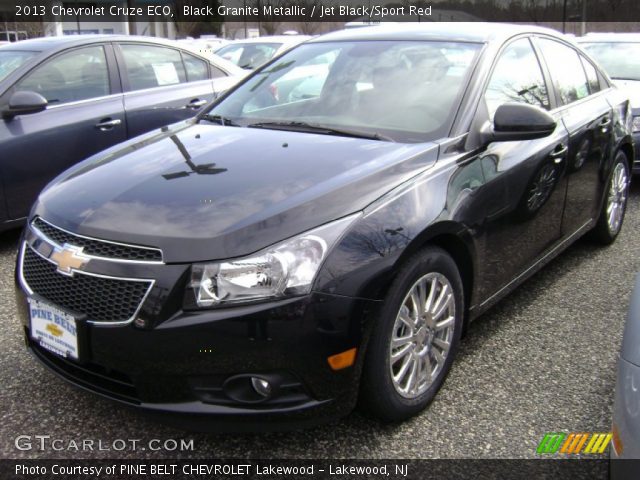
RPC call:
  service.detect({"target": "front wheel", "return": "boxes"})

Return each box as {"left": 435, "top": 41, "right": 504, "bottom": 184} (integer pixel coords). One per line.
{"left": 360, "top": 247, "right": 464, "bottom": 422}
{"left": 592, "top": 151, "right": 630, "bottom": 245}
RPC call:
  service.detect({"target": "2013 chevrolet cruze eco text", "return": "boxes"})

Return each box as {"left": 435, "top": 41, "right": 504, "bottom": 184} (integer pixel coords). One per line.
{"left": 14, "top": 24, "right": 633, "bottom": 429}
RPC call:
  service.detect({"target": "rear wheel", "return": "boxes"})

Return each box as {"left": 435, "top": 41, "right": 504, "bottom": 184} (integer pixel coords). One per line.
{"left": 360, "top": 247, "right": 464, "bottom": 422}
{"left": 592, "top": 151, "right": 629, "bottom": 245}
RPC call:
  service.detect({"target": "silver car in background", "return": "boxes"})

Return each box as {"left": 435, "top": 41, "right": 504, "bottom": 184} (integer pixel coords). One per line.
{"left": 611, "top": 275, "right": 640, "bottom": 464}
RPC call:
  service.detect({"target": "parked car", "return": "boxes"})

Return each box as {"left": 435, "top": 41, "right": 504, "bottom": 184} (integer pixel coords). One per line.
{"left": 577, "top": 33, "right": 640, "bottom": 173}
{"left": 15, "top": 23, "right": 632, "bottom": 429}
{"left": 611, "top": 275, "right": 640, "bottom": 472}
{"left": 175, "top": 37, "right": 231, "bottom": 60}
{"left": 0, "top": 35, "right": 245, "bottom": 231}
{"left": 215, "top": 35, "right": 311, "bottom": 70}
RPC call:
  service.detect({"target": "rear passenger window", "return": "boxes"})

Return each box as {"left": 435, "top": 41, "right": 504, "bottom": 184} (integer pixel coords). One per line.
{"left": 182, "top": 52, "right": 209, "bottom": 82}
{"left": 484, "top": 38, "right": 550, "bottom": 118}
{"left": 580, "top": 56, "right": 601, "bottom": 94}
{"left": 537, "top": 39, "right": 589, "bottom": 105}
{"left": 210, "top": 66, "right": 227, "bottom": 79}
{"left": 120, "top": 44, "right": 186, "bottom": 91}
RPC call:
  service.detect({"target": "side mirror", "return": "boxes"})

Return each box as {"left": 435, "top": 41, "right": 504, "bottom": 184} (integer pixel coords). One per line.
{"left": 481, "top": 103, "right": 556, "bottom": 145}
{"left": 2, "top": 91, "right": 48, "bottom": 120}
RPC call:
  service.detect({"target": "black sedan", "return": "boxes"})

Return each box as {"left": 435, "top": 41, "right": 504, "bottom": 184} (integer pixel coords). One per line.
{"left": 14, "top": 23, "right": 633, "bottom": 429}
{"left": 0, "top": 35, "right": 244, "bottom": 232}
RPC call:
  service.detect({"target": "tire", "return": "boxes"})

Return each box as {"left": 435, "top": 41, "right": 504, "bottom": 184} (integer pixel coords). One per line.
{"left": 360, "top": 247, "right": 464, "bottom": 422}
{"left": 592, "top": 151, "right": 630, "bottom": 245}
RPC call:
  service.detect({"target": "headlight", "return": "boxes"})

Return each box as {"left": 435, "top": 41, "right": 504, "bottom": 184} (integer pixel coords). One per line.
{"left": 633, "top": 116, "right": 640, "bottom": 133}
{"left": 188, "top": 214, "right": 360, "bottom": 308}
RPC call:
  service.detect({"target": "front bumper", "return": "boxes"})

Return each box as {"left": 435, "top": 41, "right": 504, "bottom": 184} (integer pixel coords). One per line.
{"left": 15, "top": 256, "right": 378, "bottom": 431}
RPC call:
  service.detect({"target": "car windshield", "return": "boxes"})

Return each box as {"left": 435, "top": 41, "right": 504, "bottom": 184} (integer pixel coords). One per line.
{"left": 581, "top": 42, "right": 640, "bottom": 81}
{"left": 0, "top": 50, "right": 37, "bottom": 81}
{"left": 216, "top": 42, "right": 281, "bottom": 69}
{"left": 206, "top": 40, "right": 481, "bottom": 143}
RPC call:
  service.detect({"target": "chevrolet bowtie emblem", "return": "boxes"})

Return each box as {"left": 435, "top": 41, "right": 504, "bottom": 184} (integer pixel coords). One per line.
{"left": 46, "top": 323, "right": 63, "bottom": 337}
{"left": 50, "top": 244, "right": 90, "bottom": 276}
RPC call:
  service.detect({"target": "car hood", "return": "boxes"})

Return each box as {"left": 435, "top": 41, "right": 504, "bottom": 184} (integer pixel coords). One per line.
{"left": 34, "top": 120, "right": 438, "bottom": 263}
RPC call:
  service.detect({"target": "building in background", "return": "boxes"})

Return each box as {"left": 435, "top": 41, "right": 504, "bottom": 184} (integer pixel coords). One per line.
{"left": 45, "top": 1, "right": 176, "bottom": 38}
{"left": 1, "top": 1, "right": 176, "bottom": 40}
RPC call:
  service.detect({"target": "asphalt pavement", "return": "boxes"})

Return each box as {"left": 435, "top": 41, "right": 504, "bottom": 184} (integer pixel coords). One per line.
{"left": 1, "top": 185, "right": 639, "bottom": 460}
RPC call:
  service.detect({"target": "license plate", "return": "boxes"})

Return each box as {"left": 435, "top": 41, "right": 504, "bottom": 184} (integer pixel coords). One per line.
{"left": 28, "top": 298, "right": 79, "bottom": 360}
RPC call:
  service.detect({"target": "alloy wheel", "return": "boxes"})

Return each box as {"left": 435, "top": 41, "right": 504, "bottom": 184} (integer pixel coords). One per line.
{"left": 389, "top": 272, "right": 456, "bottom": 399}
{"left": 607, "top": 162, "right": 629, "bottom": 235}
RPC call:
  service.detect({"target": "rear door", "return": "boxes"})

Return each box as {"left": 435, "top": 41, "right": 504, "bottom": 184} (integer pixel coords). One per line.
{"left": 534, "top": 37, "right": 614, "bottom": 235}
{"left": 0, "top": 43, "right": 125, "bottom": 220}
{"left": 116, "top": 43, "right": 216, "bottom": 138}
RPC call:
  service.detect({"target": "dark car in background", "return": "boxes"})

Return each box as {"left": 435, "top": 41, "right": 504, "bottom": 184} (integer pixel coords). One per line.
{"left": 14, "top": 24, "right": 633, "bottom": 429}
{"left": 578, "top": 33, "right": 640, "bottom": 173}
{"left": 0, "top": 35, "right": 244, "bottom": 231}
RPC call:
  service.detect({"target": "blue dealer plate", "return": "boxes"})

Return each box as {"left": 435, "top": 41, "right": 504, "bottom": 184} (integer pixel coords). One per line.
{"left": 28, "top": 298, "right": 79, "bottom": 360}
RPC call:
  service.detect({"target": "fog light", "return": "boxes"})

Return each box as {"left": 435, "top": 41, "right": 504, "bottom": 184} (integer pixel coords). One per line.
{"left": 251, "top": 377, "right": 272, "bottom": 398}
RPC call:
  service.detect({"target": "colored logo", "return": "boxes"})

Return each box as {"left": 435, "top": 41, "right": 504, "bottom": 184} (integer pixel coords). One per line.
{"left": 45, "top": 323, "right": 63, "bottom": 338}
{"left": 50, "top": 244, "right": 90, "bottom": 276}
{"left": 537, "top": 432, "right": 612, "bottom": 455}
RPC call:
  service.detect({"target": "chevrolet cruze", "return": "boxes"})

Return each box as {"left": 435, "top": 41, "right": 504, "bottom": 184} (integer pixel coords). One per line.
{"left": 14, "top": 24, "right": 633, "bottom": 429}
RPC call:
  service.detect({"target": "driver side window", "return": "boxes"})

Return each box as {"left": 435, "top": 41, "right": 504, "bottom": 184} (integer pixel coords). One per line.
{"left": 16, "top": 46, "right": 109, "bottom": 105}
{"left": 485, "top": 38, "right": 550, "bottom": 119}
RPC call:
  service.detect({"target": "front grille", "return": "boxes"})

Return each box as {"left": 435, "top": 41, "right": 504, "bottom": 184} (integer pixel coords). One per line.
{"left": 32, "top": 217, "right": 162, "bottom": 262}
{"left": 22, "top": 246, "right": 152, "bottom": 323}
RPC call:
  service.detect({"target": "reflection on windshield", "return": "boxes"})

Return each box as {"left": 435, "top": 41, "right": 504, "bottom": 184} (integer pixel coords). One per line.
{"left": 0, "top": 50, "right": 37, "bottom": 81}
{"left": 207, "top": 40, "right": 481, "bottom": 143}
{"left": 216, "top": 42, "right": 280, "bottom": 70}
{"left": 581, "top": 42, "right": 640, "bottom": 81}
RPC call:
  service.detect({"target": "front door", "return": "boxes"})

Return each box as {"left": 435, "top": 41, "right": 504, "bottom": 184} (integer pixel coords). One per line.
{"left": 0, "top": 44, "right": 125, "bottom": 220}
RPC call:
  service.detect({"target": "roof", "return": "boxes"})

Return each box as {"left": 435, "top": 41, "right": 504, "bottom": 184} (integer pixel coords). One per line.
{"left": 310, "top": 22, "right": 563, "bottom": 44}
{"left": 0, "top": 34, "right": 186, "bottom": 52}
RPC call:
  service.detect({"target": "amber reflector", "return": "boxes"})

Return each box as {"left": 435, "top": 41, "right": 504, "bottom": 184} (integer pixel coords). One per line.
{"left": 612, "top": 423, "right": 624, "bottom": 456}
{"left": 327, "top": 348, "right": 357, "bottom": 371}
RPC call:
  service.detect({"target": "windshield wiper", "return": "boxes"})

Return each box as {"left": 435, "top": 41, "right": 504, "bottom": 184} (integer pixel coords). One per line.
{"left": 247, "top": 121, "right": 393, "bottom": 142}
{"left": 200, "top": 114, "right": 241, "bottom": 127}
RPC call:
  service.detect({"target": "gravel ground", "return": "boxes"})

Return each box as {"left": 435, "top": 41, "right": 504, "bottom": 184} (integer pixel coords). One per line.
{"left": 1, "top": 185, "right": 639, "bottom": 461}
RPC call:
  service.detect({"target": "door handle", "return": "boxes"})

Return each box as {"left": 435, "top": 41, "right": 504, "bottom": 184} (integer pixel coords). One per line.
{"left": 549, "top": 144, "right": 568, "bottom": 163}
{"left": 186, "top": 99, "right": 207, "bottom": 109}
{"left": 95, "top": 118, "right": 122, "bottom": 131}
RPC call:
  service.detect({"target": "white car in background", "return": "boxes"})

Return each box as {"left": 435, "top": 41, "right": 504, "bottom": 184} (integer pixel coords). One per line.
{"left": 577, "top": 33, "right": 640, "bottom": 173}
{"left": 175, "top": 37, "right": 230, "bottom": 59}
{"left": 216, "top": 35, "right": 311, "bottom": 70}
